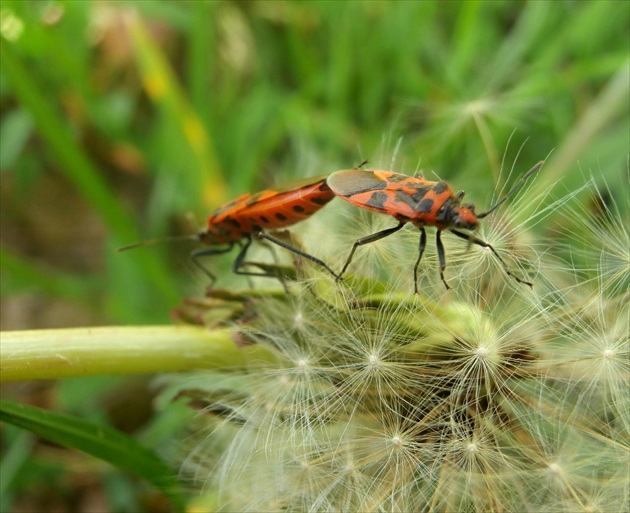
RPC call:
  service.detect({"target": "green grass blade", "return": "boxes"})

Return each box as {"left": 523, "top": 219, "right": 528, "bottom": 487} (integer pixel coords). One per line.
{"left": 1, "top": 36, "right": 180, "bottom": 309}
{"left": 0, "top": 245, "right": 94, "bottom": 300}
{"left": 187, "top": 1, "right": 216, "bottom": 129}
{"left": 0, "top": 400, "right": 186, "bottom": 513}
{"left": 0, "top": 427, "right": 33, "bottom": 512}
{"left": 0, "top": 37, "right": 135, "bottom": 241}
{"left": 129, "top": 17, "right": 226, "bottom": 208}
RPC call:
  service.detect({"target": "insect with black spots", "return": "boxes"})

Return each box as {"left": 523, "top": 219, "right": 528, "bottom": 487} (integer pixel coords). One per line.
{"left": 119, "top": 175, "right": 339, "bottom": 286}
{"left": 326, "top": 161, "right": 544, "bottom": 291}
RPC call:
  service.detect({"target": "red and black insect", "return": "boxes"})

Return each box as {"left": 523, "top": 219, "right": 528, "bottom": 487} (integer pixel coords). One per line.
{"left": 119, "top": 175, "right": 339, "bottom": 285}
{"left": 326, "top": 161, "right": 544, "bottom": 291}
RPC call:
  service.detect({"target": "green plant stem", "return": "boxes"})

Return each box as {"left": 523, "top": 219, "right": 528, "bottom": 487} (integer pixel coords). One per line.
{"left": 521, "top": 58, "right": 630, "bottom": 219}
{"left": 0, "top": 326, "right": 250, "bottom": 382}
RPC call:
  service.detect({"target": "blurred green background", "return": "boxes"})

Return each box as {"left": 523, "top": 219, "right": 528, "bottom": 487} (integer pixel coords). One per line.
{"left": 1, "top": 1, "right": 628, "bottom": 511}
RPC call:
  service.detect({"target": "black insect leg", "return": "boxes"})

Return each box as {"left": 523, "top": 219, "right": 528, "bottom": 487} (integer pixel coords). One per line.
{"left": 412, "top": 228, "right": 427, "bottom": 294}
{"left": 338, "top": 222, "right": 406, "bottom": 281}
{"left": 256, "top": 234, "right": 281, "bottom": 266}
{"left": 449, "top": 229, "right": 533, "bottom": 287}
{"left": 231, "top": 236, "right": 284, "bottom": 279}
{"left": 191, "top": 243, "right": 235, "bottom": 288}
{"left": 435, "top": 230, "right": 451, "bottom": 290}
{"left": 225, "top": 237, "right": 297, "bottom": 289}
{"left": 257, "top": 232, "right": 340, "bottom": 280}
{"left": 191, "top": 237, "right": 295, "bottom": 290}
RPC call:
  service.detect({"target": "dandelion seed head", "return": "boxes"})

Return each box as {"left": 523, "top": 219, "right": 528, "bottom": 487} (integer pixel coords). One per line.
{"left": 177, "top": 171, "right": 628, "bottom": 512}
{"left": 367, "top": 353, "right": 380, "bottom": 366}
{"left": 475, "top": 345, "right": 488, "bottom": 358}
{"left": 465, "top": 98, "right": 491, "bottom": 116}
{"left": 553, "top": 176, "right": 629, "bottom": 298}
{"left": 343, "top": 461, "right": 356, "bottom": 475}
{"left": 548, "top": 462, "right": 562, "bottom": 475}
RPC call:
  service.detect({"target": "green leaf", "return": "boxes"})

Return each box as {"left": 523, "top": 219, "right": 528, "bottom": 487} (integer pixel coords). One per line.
{"left": 0, "top": 35, "right": 180, "bottom": 313}
{"left": 0, "top": 400, "right": 186, "bottom": 513}
{"left": 0, "top": 108, "right": 32, "bottom": 171}
{"left": 0, "top": 245, "right": 94, "bottom": 300}
{"left": 129, "top": 17, "right": 226, "bottom": 208}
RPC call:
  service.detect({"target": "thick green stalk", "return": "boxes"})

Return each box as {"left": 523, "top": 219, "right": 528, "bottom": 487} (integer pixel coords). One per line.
{"left": 0, "top": 326, "right": 249, "bottom": 382}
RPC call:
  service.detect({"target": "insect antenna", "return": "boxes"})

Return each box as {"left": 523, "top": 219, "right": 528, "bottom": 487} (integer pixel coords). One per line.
{"left": 477, "top": 161, "right": 544, "bottom": 219}
{"left": 117, "top": 234, "right": 199, "bottom": 252}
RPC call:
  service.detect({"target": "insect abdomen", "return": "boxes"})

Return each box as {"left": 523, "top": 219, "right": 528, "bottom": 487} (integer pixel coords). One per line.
{"left": 205, "top": 179, "right": 334, "bottom": 244}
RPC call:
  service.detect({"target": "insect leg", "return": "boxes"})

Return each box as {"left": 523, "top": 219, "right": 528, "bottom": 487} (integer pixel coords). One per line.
{"left": 191, "top": 238, "right": 287, "bottom": 290}
{"left": 412, "top": 228, "right": 427, "bottom": 294}
{"left": 256, "top": 235, "right": 281, "bottom": 266}
{"left": 449, "top": 229, "right": 533, "bottom": 287}
{"left": 228, "top": 237, "right": 295, "bottom": 292}
{"left": 338, "top": 222, "right": 406, "bottom": 281}
{"left": 257, "top": 232, "right": 340, "bottom": 280}
{"left": 229, "top": 236, "right": 280, "bottom": 278}
{"left": 191, "top": 243, "right": 235, "bottom": 287}
{"left": 435, "top": 230, "right": 451, "bottom": 290}
{"left": 230, "top": 237, "right": 266, "bottom": 275}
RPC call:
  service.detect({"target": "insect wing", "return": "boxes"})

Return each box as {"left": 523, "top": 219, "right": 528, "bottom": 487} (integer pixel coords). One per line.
{"left": 267, "top": 173, "right": 330, "bottom": 194}
{"left": 209, "top": 175, "right": 330, "bottom": 222}
{"left": 241, "top": 177, "right": 334, "bottom": 227}
{"left": 328, "top": 169, "right": 422, "bottom": 219}
{"left": 327, "top": 169, "right": 388, "bottom": 196}
{"left": 207, "top": 175, "right": 334, "bottom": 238}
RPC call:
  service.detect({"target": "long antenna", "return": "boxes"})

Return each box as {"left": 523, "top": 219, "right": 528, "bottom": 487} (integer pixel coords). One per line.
{"left": 477, "top": 161, "right": 544, "bottom": 219}
{"left": 117, "top": 234, "right": 199, "bottom": 252}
